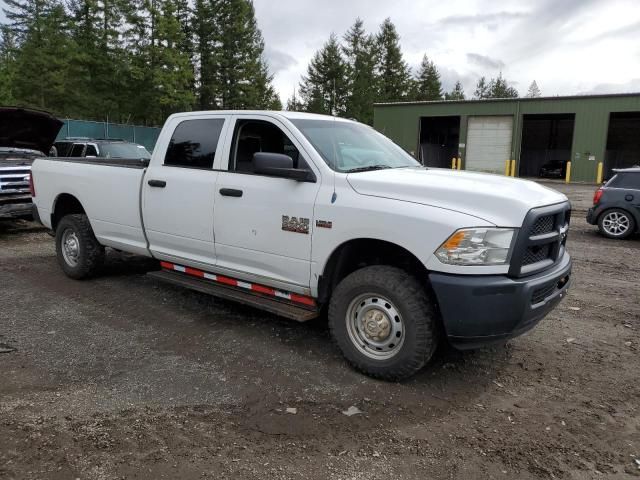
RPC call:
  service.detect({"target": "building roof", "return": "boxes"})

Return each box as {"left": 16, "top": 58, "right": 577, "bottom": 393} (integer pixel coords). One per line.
{"left": 374, "top": 92, "right": 640, "bottom": 107}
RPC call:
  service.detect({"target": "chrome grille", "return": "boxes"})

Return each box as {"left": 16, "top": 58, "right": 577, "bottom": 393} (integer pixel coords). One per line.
{"left": 0, "top": 166, "right": 31, "bottom": 195}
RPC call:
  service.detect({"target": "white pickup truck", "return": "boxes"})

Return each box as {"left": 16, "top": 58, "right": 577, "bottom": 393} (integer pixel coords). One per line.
{"left": 32, "top": 111, "right": 572, "bottom": 380}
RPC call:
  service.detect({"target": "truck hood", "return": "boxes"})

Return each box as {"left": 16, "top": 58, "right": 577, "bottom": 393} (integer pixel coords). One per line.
{"left": 346, "top": 167, "right": 568, "bottom": 226}
{"left": 0, "top": 107, "right": 63, "bottom": 154}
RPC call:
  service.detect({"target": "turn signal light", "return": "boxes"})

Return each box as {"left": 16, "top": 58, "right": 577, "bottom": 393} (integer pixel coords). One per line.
{"left": 593, "top": 188, "right": 603, "bottom": 205}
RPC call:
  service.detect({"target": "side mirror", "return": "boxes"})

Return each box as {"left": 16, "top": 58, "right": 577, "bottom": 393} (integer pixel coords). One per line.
{"left": 253, "top": 152, "right": 315, "bottom": 182}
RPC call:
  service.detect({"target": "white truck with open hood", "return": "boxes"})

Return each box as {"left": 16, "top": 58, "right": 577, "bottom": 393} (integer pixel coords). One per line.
{"left": 31, "top": 111, "right": 572, "bottom": 380}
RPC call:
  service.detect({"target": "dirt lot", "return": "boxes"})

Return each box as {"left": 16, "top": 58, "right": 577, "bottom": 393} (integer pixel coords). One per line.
{"left": 1, "top": 182, "right": 639, "bottom": 479}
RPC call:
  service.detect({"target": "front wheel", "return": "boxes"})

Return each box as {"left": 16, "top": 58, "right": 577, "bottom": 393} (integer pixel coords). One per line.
{"left": 55, "top": 214, "right": 105, "bottom": 279}
{"left": 328, "top": 265, "right": 439, "bottom": 381}
{"left": 598, "top": 208, "right": 636, "bottom": 239}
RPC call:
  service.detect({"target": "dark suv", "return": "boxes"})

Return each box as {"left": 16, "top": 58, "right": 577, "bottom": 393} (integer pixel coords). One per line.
{"left": 51, "top": 138, "right": 151, "bottom": 160}
{"left": 587, "top": 168, "right": 640, "bottom": 239}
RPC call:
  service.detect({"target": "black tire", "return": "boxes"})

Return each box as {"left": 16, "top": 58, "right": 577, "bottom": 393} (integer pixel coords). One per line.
{"left": 328, "top": 265, "right": 439, "bottom": 381}
{"left": 597, "top": 208, "right": 636, "bottom": 239}
{"left": 55, "top": 214, "right": 105, "bottom": 279}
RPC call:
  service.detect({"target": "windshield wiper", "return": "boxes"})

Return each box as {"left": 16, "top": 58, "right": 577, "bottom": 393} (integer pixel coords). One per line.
{"left": 344, "top": 165, "right": 392, "bottom": 173}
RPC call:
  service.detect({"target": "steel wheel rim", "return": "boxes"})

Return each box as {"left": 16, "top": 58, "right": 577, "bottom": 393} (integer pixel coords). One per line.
{"left": 603, "top": 212, "right": 630, "bottom": 236}
{"left": 346, "top": 293, "right": 405, "bottom": 360}
{"left": 61, "top": 228, "right": 80, "bottom": 267}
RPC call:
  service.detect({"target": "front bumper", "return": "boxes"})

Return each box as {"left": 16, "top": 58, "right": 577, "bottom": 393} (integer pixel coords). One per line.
{"left": 0, "top": 195, "right": 33, "bottom": 220}
{"left": 429, "top": 252, "right": 572, "bottom": 350}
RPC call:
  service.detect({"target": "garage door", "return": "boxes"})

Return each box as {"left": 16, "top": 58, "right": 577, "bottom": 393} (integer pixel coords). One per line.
{"left": 466, "top": 116, "right": 513, "bottom": 174}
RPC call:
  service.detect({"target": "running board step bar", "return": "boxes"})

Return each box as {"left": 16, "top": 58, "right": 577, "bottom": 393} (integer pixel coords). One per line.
{"left": 147, "top": 270, "right": 319, "bottom": 322}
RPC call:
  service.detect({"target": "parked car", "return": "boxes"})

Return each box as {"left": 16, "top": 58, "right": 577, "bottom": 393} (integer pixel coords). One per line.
{"left": 31, "top": 110, "right": 572, "bottom": 380}
{"left": 51, "top": 138, "right": 151, "bottom": 160}
{"left": 0, "top": 107, "right": 62, "bottom": 220}
{"left": 538, "top": 160, "right": 566, "bottom": 179}
{"left": 587, "top": 167, "right": 640, "bottom": 239}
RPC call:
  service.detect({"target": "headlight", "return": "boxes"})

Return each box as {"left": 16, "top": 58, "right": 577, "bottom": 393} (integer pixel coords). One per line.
{"left": 435, "top": 228, "right": 516, "bottom": 266}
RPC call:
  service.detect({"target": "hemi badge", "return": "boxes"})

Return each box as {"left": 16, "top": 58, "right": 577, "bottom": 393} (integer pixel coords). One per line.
{"left": 316, "top": 220, "right": 332, "bottom": 229}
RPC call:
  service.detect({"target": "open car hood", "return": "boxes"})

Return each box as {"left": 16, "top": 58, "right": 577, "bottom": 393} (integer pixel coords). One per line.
{"left": 0, "top": 107, "right": 64, "bottom": 154}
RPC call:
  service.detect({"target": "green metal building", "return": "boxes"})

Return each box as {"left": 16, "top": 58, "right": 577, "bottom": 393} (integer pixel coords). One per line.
{"left": 373, "top": 93, "right": 640, "bottom": 183}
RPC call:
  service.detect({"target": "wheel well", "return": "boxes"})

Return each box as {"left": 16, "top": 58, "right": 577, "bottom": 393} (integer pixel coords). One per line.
{"left": 318, "top": 239, "right": 429, "bottom": 304}
{"left": 52, "top": 194, "right": 86, "bottom": 231}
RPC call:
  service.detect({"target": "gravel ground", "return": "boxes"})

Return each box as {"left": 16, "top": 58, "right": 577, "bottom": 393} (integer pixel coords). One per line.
{"left": 0, "top": 182, "right": 639, "bottom": 479}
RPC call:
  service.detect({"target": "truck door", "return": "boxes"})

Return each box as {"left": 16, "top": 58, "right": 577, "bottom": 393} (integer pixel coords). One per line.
{"left": 142, "top": 115, "right": 229, "bottom": 268}
{"left": 213, "top": 115, "right": 321, "bottom": 289}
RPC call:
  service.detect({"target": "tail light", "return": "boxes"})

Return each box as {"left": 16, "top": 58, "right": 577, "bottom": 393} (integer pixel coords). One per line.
{"left": 29, "top": 172, "right": 36, "bottom": 197}
{"left": 593, "top": 187, "right": 603, "bottom": 205}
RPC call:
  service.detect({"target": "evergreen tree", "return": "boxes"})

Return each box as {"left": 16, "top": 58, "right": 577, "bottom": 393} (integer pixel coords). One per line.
{"left": 376, "top": 18, "right": 410, "bottom": 102}
{"left": 488, "top": 72, "right": 518, "bottom": 98}
{"left": 342, "top": 18, "right": 377, "bottom": 124}
{"left": 0, "top": 27, "right": 18, "bottom": 104}
{"left": 298, "top": 33, "right": 348, "bottom": 115}
{"left": 412, "top": 54, "right": 442, "bottom": 101}
{"left": 527, "top": 80, "right": 541, "bottom": 98}
{"left": 474, "top": 76, "right": 489, "bottom": 99}
{"left": 444, "top": 81, "right": 465, "bottom": 100}
{"left": 286, "top": 89, "right": 304, "bottom": 111}
{"left": 195, "top": 0, "right": 279, "bottom": 110}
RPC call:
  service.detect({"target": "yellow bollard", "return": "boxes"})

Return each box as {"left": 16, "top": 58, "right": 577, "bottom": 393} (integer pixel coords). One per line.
{"left": 510, "top": 159, "right": 516, "bottom": 177}
{"left": 451, "top": 157, "right": 457, "bottom": 170}
{"left": 596, "top": 162, "right": 604, "bottom": 184}
{"left": 457, "top": 157, "right": 462, "bottom": 170}
{"left": 565, "top": 161, "right": 572, "bottom": 184}
{"left": 505, "top": 159, "right": 510, "bottom": 176}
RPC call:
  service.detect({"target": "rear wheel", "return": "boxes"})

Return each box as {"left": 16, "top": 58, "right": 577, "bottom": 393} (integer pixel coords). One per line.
{"left": 598, "top": 208, "right": 635, "bottom": 239}
{"left": 55, "top": 214, "right": 104, "bottom": 279}
{"left": 328, "top": 265, "right": 438, "bottom": 381}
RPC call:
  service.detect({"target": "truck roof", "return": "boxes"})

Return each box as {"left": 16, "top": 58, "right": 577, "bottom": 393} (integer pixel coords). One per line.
{"left": 168, "top": 110, "right": 356, "bottom": 123}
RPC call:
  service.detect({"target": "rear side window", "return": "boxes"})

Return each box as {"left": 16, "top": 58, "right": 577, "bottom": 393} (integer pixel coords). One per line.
{"left": 85, "top": 145, "right": 98, "bottom": 156}
{"left": 164, "top": 119, "right": 225, "bottom": 169}
{"left": 608, "top": 172, "right": 640, "bottom": 189}
{"left": 70, "top": 144, "right": 85, "bottom": 157}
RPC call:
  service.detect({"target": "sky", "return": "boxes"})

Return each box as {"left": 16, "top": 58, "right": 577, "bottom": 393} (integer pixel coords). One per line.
{"left": 253, "top": 0, "right": 640, "bottom": 103}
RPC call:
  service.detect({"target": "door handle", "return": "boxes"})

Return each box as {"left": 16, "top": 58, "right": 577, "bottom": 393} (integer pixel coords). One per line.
{"left": 219, "top": 188, "right": 243, "bottom": 197}
{"left": 148, "top": 179, "right": 167, "bottom": 188}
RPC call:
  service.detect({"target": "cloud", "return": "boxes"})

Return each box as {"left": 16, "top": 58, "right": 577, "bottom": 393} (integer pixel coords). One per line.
{"left": 581, "top": 78, "right": 640, "bottom": 95}
{"left": 263, "top": 47, "right": 298, "bottom": 75}
{"left": 439, "top": 11, "right": 529, "bottom": 27}
{"left": 466, "top": 53, "right": 505, "bottom": 70}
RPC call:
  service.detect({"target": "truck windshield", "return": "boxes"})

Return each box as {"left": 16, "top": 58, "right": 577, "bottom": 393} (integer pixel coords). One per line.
{"left": 99, "top": 143, "right": 151, "bottom": 159}
{"left": 290, "top": 119, "right": 420, "bottom": 173}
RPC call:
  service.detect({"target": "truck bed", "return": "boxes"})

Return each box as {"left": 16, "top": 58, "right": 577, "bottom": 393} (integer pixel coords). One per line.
{"left": 32, "top": 157, "right": 151, "bottom": 256}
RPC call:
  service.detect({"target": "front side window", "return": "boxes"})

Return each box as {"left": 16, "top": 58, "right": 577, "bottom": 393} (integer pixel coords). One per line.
{"left": 164, "top": 118, "right": 225, "bottom": 169}
{"left": 290, "top": 119, "right": 420, "bottom": 173}
{"left": 230, "top": 119, "right": 306, "bottom": 173}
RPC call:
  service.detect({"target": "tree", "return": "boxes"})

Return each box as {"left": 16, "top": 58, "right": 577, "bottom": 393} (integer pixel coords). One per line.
{"left": 0, "top": 27, "right": 18, "bottom": 104}
{"left": 298, "top": 33, "right": 348, "bottom": 116}
{"left": 376, "top": 18, "right": 410, "bottom": 102}
{"left": 195, "top": 0, "right": 279, "bottom": 110}
{"left": 444, "top": 81, "right": 465, "bottom": 100}
{"left": 488, "top": 72, "right": 519, "bottom": 98}
{"left": 342, "top": 18, "right": 377, "bottom": 124}
{"left": 474, "top": 76, "right": 489, "bottom": 99}
{"left": 286, "top": 89, "right": 304, "bottom": 111}
{"left": 527, "top": 80, "right": 541, "bottom": 98}
{"left": 412, "top": 54, "right": 442, "bottom": 101}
